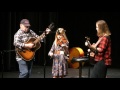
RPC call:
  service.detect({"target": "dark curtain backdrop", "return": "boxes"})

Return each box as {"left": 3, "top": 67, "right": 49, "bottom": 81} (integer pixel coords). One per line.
{"left": 0, "top": 12, "right": 120, "bottom": 71}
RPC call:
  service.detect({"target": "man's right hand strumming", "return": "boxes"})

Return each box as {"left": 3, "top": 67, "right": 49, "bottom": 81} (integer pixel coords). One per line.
{"left": 24, "top": 43, "right": 34, "bottom": 49}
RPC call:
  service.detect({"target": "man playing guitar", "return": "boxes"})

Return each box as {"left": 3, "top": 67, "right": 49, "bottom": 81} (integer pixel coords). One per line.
{"left": 13, "top": 19, "right": 53, "bottom": 78}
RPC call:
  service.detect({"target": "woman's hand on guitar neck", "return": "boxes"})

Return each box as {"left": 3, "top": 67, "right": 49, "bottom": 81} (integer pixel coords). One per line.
{"left": 89, "top": 45, "right": 96, "bottom": 52}
{"left": 86, "top": 43, "right": 97, "bottom": 52}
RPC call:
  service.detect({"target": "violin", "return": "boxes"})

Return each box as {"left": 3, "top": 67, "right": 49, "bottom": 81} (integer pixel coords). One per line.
{"left": 57, "top": 37, "right": 67, "bottom": 46}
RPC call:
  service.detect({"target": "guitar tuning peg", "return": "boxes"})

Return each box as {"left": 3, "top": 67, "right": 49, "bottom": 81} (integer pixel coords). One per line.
{"left": 48, "top": 22, "right": 54, "bottom": 29}
{"left": 85, "top": 36, "right": 90, "bottom": 41}
{"left": 85, "top": 42, "right": 88, "bottom": 46}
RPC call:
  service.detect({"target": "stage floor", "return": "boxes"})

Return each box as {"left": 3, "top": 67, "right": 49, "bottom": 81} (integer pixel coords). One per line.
{"left": 0, "top": 65, "right": 120, "bottom": 78}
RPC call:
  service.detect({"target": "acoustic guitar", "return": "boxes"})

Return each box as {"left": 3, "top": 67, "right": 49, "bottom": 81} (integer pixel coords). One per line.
{"left": 85, "top": 36, "right": 95, "bottom": 57}
{"left": 85, "top": 36, "right": 103, "bottom": 64}
{"left": 16, "top": 23, "right": 54, "bottom": 61}
{"left": 85, "top": 36, "right": 96, "bottom": 64}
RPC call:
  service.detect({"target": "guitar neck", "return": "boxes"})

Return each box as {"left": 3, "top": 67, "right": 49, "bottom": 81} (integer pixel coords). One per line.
{"left": 33, "top": 32, "right": 46, "bottom": 44}
{"left": 87, "top": 40, "right": 91, "bottom": 47}
{"left": 33, "top": 23, "right": 54, "bottom": 44}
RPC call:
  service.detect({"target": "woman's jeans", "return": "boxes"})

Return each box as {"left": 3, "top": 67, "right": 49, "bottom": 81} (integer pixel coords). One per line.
{"left": 90, "top": 60, "right": 107, "bottom": 78}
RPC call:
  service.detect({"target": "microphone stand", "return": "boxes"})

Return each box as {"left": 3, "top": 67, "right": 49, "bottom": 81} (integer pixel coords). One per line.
{"left": 0, "top": 50, "right": 15, "bottom": 78}
{"left": 43, "top": 37, "right": 46, "bottom": 78}
{"left": 87, "top": 51, "right": 91, "bottom": 78}
{"left": 39, "top": 31, "right": 46, "bottom": 78}
{"left": 1, "top": 51, "right": 4, "bottom": 78}
{"left": 85, "top": 36, "right": 91, "bottom": 78}
{"left": 39, "top": 30, "right": 55, "bottom": 78}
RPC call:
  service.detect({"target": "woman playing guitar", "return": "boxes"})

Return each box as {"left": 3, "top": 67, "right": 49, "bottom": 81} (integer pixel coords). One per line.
{"left": 85, "top": 20, "right": 112, "bottom": 78}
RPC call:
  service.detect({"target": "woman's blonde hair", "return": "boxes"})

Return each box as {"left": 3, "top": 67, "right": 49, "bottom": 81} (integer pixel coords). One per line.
{"left": 96, "top": 20, "right": 111, "bottom": 36}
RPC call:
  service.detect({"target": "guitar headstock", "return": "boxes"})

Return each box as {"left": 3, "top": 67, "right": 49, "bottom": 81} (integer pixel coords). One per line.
{"left": 48, "top": 22, "right": 54, "bottom": 30}
{"left": 85, "top": 36, "right": 91, "bottom": 47}
{"left": 45, "top": 23, "right": 55, "bottom": 34}
{"left": 85, "top": 36, "right": 90, "bottom": 41}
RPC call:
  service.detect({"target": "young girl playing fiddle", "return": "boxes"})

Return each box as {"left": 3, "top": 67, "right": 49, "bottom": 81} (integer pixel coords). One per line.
{"left": 48, "top": 28, "right": 69, "bottom": 78}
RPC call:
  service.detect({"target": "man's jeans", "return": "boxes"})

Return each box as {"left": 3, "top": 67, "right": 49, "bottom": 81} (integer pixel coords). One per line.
{"left": 17, "top": 59, "right": 33, "bottom": 78}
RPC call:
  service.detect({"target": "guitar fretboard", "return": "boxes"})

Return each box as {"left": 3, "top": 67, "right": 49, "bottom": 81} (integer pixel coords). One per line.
{"left": 33, "top": 32, "right": 46, "bottom": 44}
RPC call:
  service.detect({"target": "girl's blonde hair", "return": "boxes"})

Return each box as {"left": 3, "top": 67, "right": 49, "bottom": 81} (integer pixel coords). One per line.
{"left": 54, "top": 28, "right": 69, "bottom": 46}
